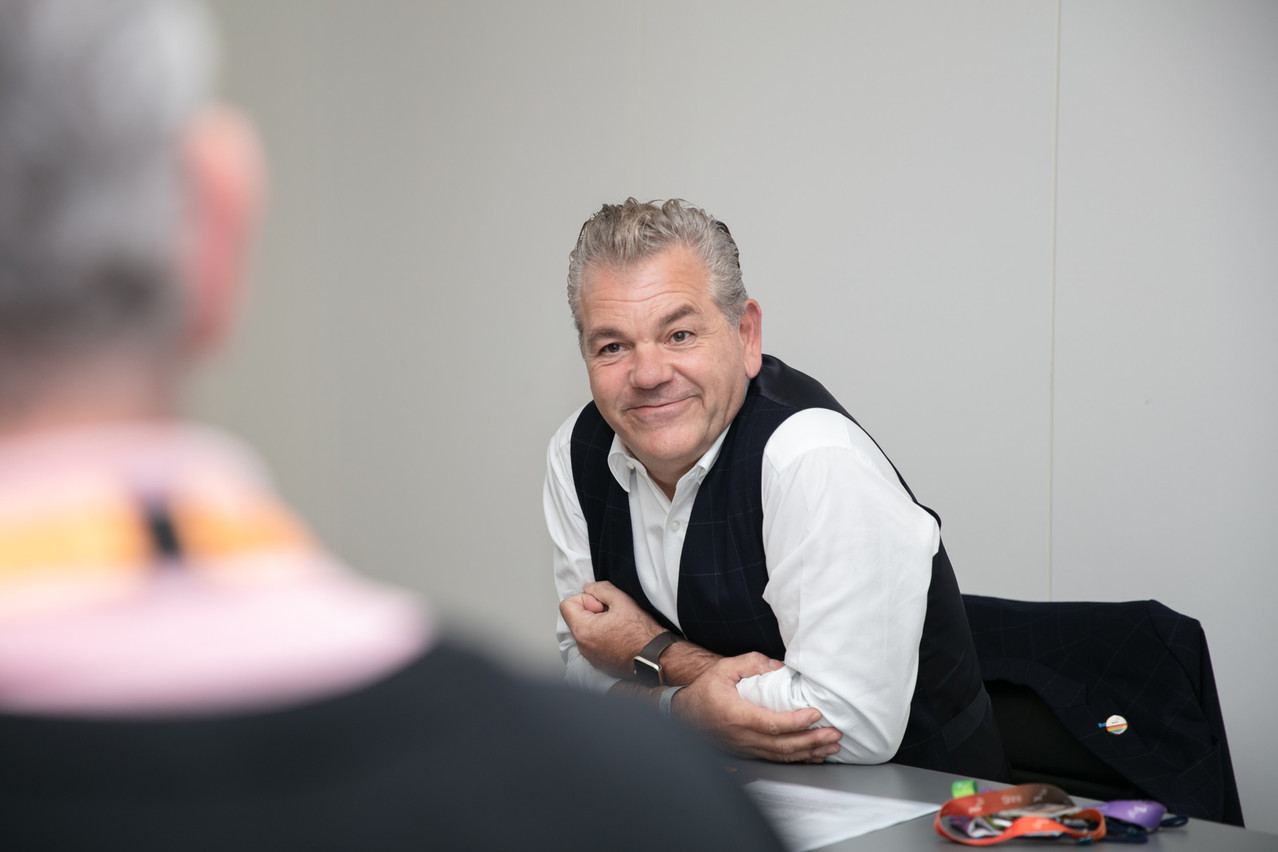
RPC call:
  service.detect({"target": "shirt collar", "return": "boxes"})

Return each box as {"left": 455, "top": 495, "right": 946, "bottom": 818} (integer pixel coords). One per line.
{"left": 606, "top": 425, "right": 732, "bottom": 494}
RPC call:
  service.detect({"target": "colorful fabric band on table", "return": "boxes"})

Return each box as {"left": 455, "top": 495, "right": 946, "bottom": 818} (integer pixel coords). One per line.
{"left": 1094, "top": 800, "right": 1189, "bottom": 843}
{"left": 935, "top": 783, "right": 1106, "bottom": 845}
{"left": 936, "top": 784, "right": 1189, "bottom": 845}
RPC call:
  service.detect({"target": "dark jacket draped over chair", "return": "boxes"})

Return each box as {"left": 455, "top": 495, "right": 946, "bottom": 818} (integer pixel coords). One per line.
{"left": 964, "top": 595, "right": 1244, "bottom": 826}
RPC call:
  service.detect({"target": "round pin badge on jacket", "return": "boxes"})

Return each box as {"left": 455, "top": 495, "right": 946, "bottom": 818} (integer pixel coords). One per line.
{"left": 1101, "top": 714, "right": 1128, "bottom": 735}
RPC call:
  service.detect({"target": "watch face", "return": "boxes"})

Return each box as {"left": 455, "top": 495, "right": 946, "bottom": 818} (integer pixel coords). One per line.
{"left": 634, "top": 655, "right": 662, "bottom": 687}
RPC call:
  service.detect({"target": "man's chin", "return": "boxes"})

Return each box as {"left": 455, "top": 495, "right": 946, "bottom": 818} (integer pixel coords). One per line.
{"left": 623, "top": 433, "right": 702, "bottom": 475}
{"left": 617, "top": 417, "right": 687, "bottom": 451}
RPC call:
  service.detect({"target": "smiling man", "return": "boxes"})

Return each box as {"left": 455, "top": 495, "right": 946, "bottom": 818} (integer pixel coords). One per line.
{"left": 545, "top": 198, "right": 1008, "bottom": 778}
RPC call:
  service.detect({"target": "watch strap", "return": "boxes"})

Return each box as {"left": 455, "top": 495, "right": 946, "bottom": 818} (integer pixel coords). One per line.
{"left": 659, "top": 685, "right": 685, "bottom": 718}
{"left": 633, "top": 630, "right": 678, "bottom": 685}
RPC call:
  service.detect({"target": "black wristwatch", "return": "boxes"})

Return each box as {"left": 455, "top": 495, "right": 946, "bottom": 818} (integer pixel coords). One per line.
{"left": 633, "top": 631, "right": 678, "bottom": 687}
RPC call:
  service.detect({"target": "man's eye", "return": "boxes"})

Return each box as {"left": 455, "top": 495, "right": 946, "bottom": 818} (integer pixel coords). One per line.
{"left": 599, "top": 343, "right": 622, "bottom": 355}
{"left": 670, "top": 331, "right": 691, "bottom": 344}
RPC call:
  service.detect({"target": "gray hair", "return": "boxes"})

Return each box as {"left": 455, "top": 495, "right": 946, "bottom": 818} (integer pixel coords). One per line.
{"left": 0, "top": 0, "right": 217, "bottom": 364}
{"left": 566, "top": 198, "right": 748, "bottom": 346}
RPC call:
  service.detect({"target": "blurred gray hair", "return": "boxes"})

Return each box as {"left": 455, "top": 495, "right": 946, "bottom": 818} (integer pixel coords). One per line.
{"left": 566, "top": 198, "right": 748, "bottom": 347}
{"left": 0, "top": 0, "right": 217, "bottom": 362}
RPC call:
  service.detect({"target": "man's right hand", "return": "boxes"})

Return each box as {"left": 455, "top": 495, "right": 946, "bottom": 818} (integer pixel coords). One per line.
{"left": 673, "top": 653, "right": 843, "bottom": 764}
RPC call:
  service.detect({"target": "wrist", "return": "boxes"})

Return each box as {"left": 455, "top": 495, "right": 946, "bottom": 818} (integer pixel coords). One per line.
{"left": 633, "top": 630, "right": 678, "bottom": 686}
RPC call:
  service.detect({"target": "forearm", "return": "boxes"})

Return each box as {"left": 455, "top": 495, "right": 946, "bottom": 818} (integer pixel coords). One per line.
{"left": 738, "top": 548, "right": 928, "bottom": 764}
{"left": 588, "top": 634, "right": 719, "bottom": 690}
{"left": 736, "top": 666, "right": 907, "bottom": 763}
{"left": 653, "top": 638, "right": 721, "bottom": 686}
{"left": 664, "top": 653, "right": 844, "bottom": 763}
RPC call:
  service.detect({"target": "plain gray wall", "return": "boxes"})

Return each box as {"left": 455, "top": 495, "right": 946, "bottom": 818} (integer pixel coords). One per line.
{"left": 194, "top": 0, "right": 1277, "bottom": 830}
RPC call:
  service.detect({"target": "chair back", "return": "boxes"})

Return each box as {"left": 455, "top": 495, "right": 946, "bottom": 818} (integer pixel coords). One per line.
{"left": 962, "top": 595, "right": 1244, "bottom": 826}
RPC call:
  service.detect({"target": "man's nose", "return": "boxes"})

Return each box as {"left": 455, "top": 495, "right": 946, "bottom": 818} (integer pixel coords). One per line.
{"left": 630, "top": 343, "right": 672, "bottom": 389}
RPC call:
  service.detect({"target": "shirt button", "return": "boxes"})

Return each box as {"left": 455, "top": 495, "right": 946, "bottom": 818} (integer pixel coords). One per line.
{"left": 669, "top": 520, "right": 681, "bottom": 532}
{"left": 626, "top": 462, "right": 635, "bottom": 471}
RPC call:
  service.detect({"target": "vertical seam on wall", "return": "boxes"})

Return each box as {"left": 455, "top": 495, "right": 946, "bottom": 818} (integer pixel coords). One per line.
{"left": 636, "top": 0, "right": 646, "bottom": 194}
{"left": 1048, "top": 0, "right": 1063, "bottom": 602}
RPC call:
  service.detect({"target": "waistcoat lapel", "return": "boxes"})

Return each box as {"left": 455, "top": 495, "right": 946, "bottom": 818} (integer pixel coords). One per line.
{"left": 569, "top": 404, "right": 677, "bottom": 634}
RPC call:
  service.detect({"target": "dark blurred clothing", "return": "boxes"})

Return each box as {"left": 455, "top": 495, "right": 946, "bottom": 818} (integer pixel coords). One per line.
{"left": 0, "top": 641, "right": 784, "bottom": 851}
{"left": 0, "top": 422, "right": 783, "bottom": 850}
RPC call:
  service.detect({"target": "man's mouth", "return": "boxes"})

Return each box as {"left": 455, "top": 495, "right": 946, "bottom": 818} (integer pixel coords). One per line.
{"left": 627, "top": 397, "right": 691, "bottom": 417}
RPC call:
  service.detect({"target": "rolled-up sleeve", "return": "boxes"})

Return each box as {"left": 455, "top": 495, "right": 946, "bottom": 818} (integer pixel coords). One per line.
{"left": 544, "top": 409, "right": 620, "bottom": 694}
{"left": 734, "top": 409, "right": 936, "bottom": 763}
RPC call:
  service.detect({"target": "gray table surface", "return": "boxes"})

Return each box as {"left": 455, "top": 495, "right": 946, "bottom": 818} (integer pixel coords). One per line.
{"left": 724, "top": 759, "right": 1278, "bottom": 850}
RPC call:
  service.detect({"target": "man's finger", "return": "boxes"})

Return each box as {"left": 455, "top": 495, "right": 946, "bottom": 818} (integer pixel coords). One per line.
{"left": 737, "top": 725, "right": 843, "bottom": 763}
{"left": 726, "top": 701, "right": 842, "bottom": 762}
{"left": 715, "top": 652, "right": 785, "bottom": 682}
{"left": 582, "top": 580, "right": 628, "bottom": 606}
{"left": 558, "top": 594, "right": 597, "bottom": 625}
{"left": 734, "top": 702, "right": 833, "bottom": 740}
{"left": 755, "top": 706, "right": 825, "bottom": 735}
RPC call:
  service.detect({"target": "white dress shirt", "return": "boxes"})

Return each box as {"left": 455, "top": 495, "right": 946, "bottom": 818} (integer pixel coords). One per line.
{"left": 544, "top": 404, "right": 939, "bottom": 763}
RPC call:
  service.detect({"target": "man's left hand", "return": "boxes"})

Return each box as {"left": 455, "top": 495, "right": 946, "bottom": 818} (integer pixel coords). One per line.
{"left": 559, "top": 581, "right": 663, "bottom": 679}
{"left": 674, "top": 653, "right": 844, "bottom": 763}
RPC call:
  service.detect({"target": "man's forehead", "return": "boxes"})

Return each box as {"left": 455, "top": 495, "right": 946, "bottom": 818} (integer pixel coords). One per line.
{"left": 580, "top": 284, "right": 710, "bottom": 326}
{"left": 580, "top": 247, "right": 711, "bottom": 300}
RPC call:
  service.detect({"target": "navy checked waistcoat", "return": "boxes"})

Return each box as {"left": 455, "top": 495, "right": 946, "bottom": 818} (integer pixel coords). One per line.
{"left": 570, "top": 354, "right": 1007, "bottom": 778}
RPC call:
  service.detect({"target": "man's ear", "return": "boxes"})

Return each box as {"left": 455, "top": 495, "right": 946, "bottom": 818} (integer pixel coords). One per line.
{"left": 739, "top": 299, "right": 763, "bottom": 378}
{"left": 179, "top": 104, "right": 264, "bottom": 357}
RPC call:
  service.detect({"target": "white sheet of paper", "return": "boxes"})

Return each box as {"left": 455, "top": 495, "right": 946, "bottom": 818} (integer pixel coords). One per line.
{"left": 744, "top": 779, "right": 939, "bottom": 852}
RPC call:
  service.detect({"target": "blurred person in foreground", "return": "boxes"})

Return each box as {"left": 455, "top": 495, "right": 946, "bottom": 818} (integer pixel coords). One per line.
{"left": 0, "top": 2, "right": 783, "bottom": 849}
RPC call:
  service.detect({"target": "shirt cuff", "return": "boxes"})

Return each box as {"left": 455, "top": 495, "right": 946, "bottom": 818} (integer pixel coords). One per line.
{"left": 562, "top": 646, "right": 621, "bottom": 694}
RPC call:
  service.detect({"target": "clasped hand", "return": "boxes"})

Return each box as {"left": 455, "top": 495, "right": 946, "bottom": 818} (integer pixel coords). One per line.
{"left": 560, "top": 581, "right": 843, "bottom": 763}
{"left": 559, "top": 580, "right": 664, "bottom": 678}
{"left": 676, "top": 653, "right": 843, "bottom": 764}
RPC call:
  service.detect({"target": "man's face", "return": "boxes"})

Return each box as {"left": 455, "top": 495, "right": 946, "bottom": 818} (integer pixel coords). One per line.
{"left": 579, "top": 245, "right": 762, "bottom": 495}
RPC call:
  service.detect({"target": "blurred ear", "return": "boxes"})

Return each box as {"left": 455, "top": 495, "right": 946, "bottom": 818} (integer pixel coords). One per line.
{"left": 179, "top": 104, "right": 264, "bottom": 357}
